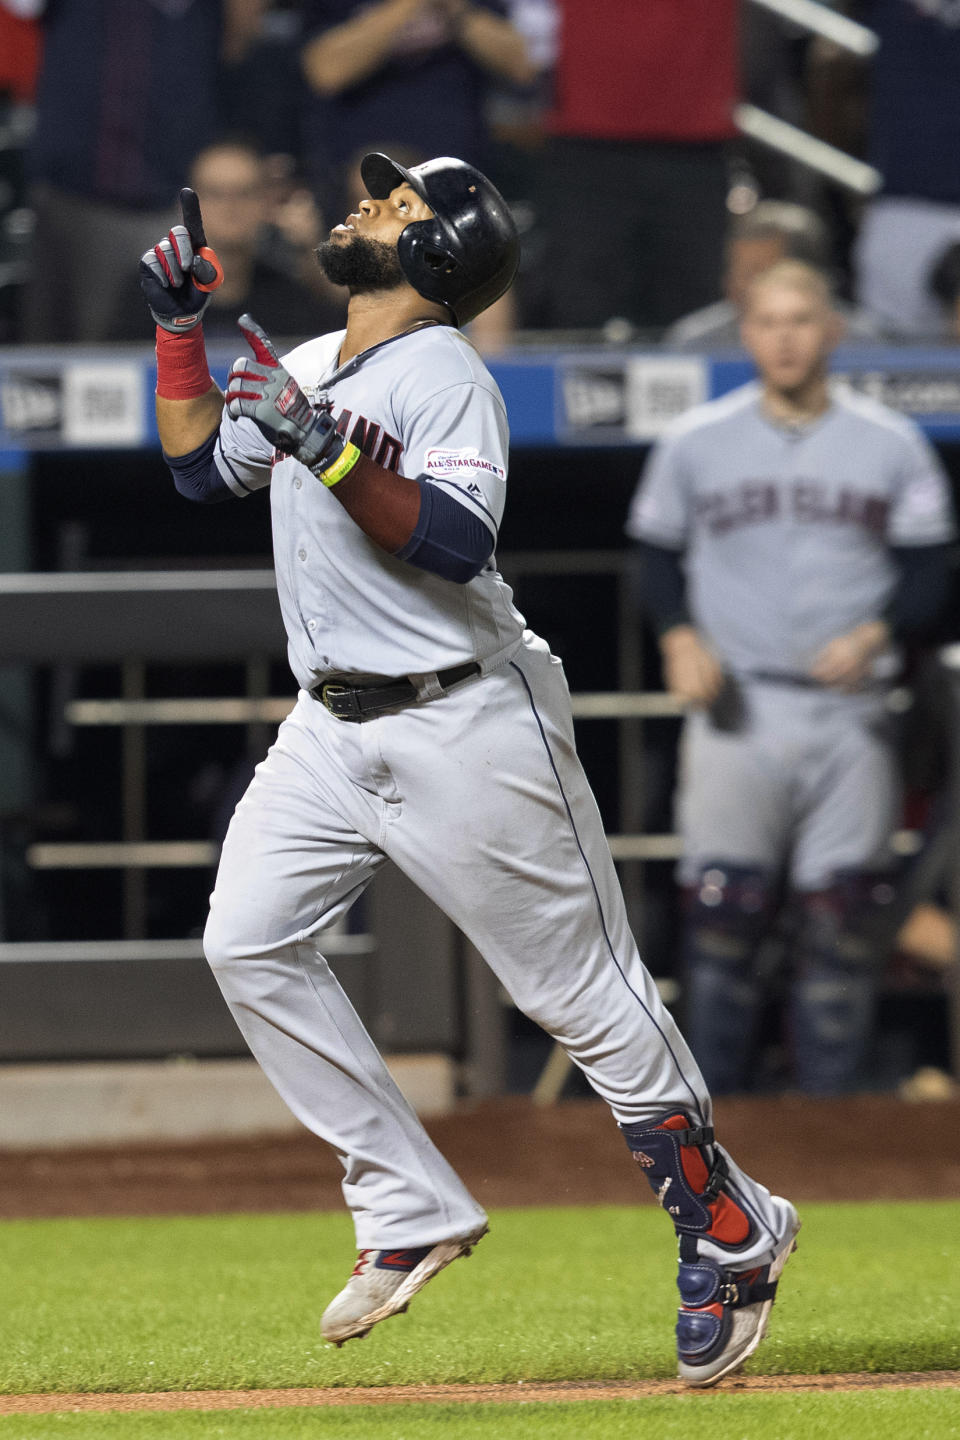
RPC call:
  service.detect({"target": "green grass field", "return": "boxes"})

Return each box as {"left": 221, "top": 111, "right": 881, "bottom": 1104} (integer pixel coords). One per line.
{"left": 1, "top": 1200, "right": 958, "bottom": 1436}
{"left": 2, "top": 1393, "right": 960, "bottom": 1440}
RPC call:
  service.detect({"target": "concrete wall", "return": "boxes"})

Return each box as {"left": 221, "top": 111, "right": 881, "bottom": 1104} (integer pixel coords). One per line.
{"left": 0, "top": 1054, "right": 456, "bottom": 1149}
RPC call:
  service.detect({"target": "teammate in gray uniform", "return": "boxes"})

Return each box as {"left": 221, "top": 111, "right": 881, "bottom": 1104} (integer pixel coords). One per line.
{"left": 627, "top": 259, "right": 955, "bottom": 1097}
{"left": 138, "top": 157, "right": 799, "bottom": 1386}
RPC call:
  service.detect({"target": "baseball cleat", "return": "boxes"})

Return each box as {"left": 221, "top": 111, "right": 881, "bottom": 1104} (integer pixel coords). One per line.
{"left": 676, "top": 1200, "right": 800, "bottom": 1388}
{"left": 321, "top": 1225, "right": 488, "bottom": 1346}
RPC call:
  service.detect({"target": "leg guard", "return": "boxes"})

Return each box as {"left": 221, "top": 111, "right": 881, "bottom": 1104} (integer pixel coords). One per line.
{"left": 621, "top": 1110, "right": 799, "bottom": 1386}
{"left": 681, "top": 865, "right": 778, "bottom": 1094}
{"left": 620, "top": 1110, "right": 756, "bottom": 1253}
{"left": 790, "top": 871, "right": 897, "bottom": 1094}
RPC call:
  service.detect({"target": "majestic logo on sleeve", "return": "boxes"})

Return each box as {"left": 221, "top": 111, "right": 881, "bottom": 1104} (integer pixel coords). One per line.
{"left": 425, "top": 447, "right": 506, "bottom": 484}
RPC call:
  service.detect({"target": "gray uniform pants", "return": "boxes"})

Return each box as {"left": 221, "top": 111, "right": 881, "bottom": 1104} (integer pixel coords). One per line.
{"left": 676, "top": 680, "right": 900, "bottom": 1093}
{"left": 204, "top": 633, "right": 790, "bottom": 1262}
{"left": 677, "top": 681, "right": 899, "bottom": 890}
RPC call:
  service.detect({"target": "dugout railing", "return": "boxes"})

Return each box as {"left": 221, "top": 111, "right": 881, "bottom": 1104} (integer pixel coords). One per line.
{"left": 0, "top": 558, "right": 956, "bottom": 1095}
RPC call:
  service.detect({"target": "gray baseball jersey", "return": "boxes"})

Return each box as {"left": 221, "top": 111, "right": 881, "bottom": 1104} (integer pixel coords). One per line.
{"left": 214, "top": 325, "right": 526, "bottom": 685}
{"left": 626, "top": 380, "right": 955, "bottom": 676}
{"left": 627, "top": 381, "right": 954, "bottom": 887}
{"left": 201, "top": 325, "right": 791, "bottom": 1267}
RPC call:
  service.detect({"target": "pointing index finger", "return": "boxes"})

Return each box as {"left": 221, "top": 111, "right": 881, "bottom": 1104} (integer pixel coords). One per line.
{"left": 179, "top": 186, "right": 224, "bottom": 291}
{"left": 238, "top": 313, "right": 281, "bottom": 367}
{"left": 178, "top": 187, "right": 207, "bottom": 248}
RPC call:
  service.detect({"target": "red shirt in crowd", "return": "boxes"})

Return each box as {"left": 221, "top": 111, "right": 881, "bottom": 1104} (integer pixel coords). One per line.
{"left": 0, "top": 9, "right": 42, "bottom": 103}
{"left": 549, "top": 0, "right": 739, "bottom": 142}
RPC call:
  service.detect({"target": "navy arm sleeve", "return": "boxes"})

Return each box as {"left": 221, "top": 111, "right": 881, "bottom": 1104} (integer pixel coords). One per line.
{"left": 163, "top": 432, "right": 233, "bottom": 505}
{"left": 394, "top": 479, "right": 495, "bottom": 584}
{"left": 628, "top": 539, "right": 691, "bottom": 635}
{"left": 884, "top": 543, "right": 955, "bottom": 640}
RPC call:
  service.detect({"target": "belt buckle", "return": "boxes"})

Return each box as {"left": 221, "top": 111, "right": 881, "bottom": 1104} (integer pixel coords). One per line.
{"left": 320, "top": 682, "right": 361, "bottom": 719}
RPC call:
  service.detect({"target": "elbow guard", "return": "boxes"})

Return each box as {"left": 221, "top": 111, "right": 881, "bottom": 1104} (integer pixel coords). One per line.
{"left": 163, "top": 432, "right": 232, "bottom": 504}
{"left": 395, "top": 479, "right": 494, "bottom": 583}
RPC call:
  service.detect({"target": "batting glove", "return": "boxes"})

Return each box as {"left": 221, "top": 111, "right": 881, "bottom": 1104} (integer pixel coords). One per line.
{"left": 226, "top": 314, "right": 354, "bottom": 482}
{"left": 139, "top": 188, "right": 224, "bottom": 333}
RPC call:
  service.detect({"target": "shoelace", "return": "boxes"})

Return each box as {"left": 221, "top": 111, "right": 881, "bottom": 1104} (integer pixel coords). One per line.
{"left": 350, "top": 1249, "right": 373, "bottom": 1278}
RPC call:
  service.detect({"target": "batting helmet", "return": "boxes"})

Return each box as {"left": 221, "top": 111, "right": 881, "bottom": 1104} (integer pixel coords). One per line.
{"left": 360, "top": 152, "right": 519, "bottom": 326}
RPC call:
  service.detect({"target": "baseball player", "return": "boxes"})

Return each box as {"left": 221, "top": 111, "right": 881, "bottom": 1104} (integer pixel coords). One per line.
{"left": 138, "top": 157, "right": 798, "bottom": 1387}
{"left": 627, "top": 259, "right": 955, "bottom": 1097}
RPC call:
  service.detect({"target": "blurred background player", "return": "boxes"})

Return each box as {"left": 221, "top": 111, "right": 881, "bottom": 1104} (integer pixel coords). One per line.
{"left": 626, "top": 260, "right": 955, "bottom": 1096}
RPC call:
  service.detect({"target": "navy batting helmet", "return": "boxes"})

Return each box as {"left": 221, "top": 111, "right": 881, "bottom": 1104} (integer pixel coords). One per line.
{"left": 360, "top": 152, "right": 519, "bottom": 326}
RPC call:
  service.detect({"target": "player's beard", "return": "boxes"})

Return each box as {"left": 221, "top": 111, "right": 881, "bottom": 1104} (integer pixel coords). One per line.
{"left": 315, "top": 234, "right": 406, "bottom": 293}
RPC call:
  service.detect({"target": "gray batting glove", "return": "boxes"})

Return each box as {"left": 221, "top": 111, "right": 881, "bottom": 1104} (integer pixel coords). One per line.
{"left": 226, "top": 314, "right": 346, "bottom": 473}
{"left": 139, "top": 189, "right": 223, "bottom": 332}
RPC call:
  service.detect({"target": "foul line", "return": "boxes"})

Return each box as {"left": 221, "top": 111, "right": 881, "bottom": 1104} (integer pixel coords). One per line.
{"left": 1, "top": 1371, "right": 959, "bottom": 1415}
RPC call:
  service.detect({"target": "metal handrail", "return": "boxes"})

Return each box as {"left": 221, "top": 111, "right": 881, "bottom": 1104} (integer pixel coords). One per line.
{"left": 65, "top": 684, "right": 915, "bottom": 727}
{"left": 747, "top": 0, "right": 878, "bottom": 56}
{"left": 0, "top": 935, "right": 375, "bottom": 963}
{"left": 738, "top": 0, "right": 881, "bottom": 197}
{"left": 25, "top": 830, "right": 922, "bottom": 870}
{"left": 734, "top": 103, "right": 883, "bottom": 196}
{"left": 26, "top": 841, "right": 218, "bottom": 869}
{"left": 65, "top": 691, "right": 688, "bottom": 726}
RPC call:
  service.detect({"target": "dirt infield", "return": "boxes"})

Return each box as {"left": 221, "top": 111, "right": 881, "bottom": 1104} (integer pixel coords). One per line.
{"left": 2, "top": 1092, "right": 959, "bottom": 1220}
{"left": 0, "top": 1372, "right": 959, "bottom": 1415}
{"left": 2, "top": 1093, "right": 958, "bottom": 1415}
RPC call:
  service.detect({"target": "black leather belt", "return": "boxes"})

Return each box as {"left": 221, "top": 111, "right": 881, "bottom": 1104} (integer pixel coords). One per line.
{"left": 310, "top": 661, "right": 481, "bottom": 721}
{"left": 746, "top": 670, "right": 822, "bottom": 688}
{"left": 747, "top": 669, "right": 887, "bottom": 693}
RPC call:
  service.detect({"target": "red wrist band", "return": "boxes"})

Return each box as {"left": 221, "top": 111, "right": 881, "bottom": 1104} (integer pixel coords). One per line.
{"left": 155, "top": 325, "right": 214, "bottom": 400}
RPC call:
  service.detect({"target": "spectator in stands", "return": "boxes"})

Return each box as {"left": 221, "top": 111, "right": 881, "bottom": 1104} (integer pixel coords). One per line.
{"left": 0, "top": 0, "right": 41, "bottom": 106}
{"left": 21, "top": 0, "right": 267, "bottom": 343}
{"left": 664, "top": 201, "right": 890, "bottom": 351}
{"left": 814, "top": 2, "right": 960, "bottom": 338}
{"left": 219, "top": 2, "right": 310, "bottom": 162}
{"left": 532, "top": 0, "right": 737, "bottom": 333}
{"left": 172, "top": 137, "right": 345, "bottom": 343}
{"left": 299, "top": 0, "right": 535, "bottom": 220}
{"left": 0, "top": 0, "right": 41, "bottom": 340}
{"left": 927, "top": 240, "right": 960, "bottom": 342}
{"left": 483, "top": 0, "right": 557, "bottom": 189}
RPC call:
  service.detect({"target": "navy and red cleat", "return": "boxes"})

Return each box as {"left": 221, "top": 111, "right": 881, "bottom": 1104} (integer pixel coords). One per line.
{"left": 676, "top": 1202, "right": 800, "bottom": 1387}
